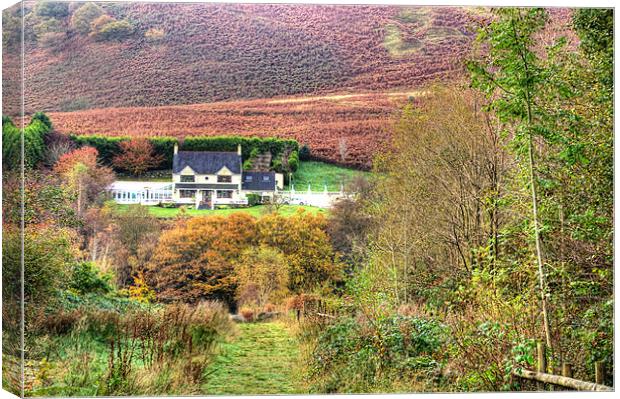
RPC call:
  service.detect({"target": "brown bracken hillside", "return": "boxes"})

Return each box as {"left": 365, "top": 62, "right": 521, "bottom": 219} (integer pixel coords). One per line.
{"left": 48, "top": 91, "right": 420, "bottom": 169}
{"left": 4, "top": 2, "right": 481, "bottom": 115}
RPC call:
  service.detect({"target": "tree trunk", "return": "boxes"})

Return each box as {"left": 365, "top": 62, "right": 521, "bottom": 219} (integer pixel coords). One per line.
{"left": 528, "top": 131, "right": 552, "bottom": 351}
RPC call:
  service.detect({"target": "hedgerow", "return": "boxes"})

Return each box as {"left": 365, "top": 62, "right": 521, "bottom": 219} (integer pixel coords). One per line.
{"left": 2, "top": 114, "right": 52, "bottom": 170}
{"left": 69, "top": 134, "right": 299, "bottom": 172}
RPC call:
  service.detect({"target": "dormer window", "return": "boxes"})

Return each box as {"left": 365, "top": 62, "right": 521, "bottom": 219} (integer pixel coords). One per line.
{"left": 217, "top": 175, "right": 232, "bottom": 183}
{"left": 181, "top": 175, "right": 195, "bottom": 182}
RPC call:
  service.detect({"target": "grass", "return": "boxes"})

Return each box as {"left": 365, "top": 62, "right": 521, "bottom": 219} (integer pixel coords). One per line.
{"left": 289, "top": 161, "right": 367, "bottom": 192}
{"left": 202, "top": 322, "right": 303, "bottom": 395}
{"left": 114, "top": 204, "right": 327, "bottom": 219}
{"left": 384, "top": 24, "right": 423, "bottom": 57}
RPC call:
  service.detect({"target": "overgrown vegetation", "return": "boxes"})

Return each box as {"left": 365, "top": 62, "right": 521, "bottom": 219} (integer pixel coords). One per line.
{"left": 296, "top": 7, "right": 613, "bottom": 393}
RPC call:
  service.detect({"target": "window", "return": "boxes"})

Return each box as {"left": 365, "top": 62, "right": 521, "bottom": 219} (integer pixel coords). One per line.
{"left": 180, "top": 190, "right": 195, "bottom": 198}
{"left": 217, "top": 175, "right": 232, "bottom": 183}
{"left": 245, "top": 176, "right": 253, "bottom": 182}
{"left": 180, "top": 175, "right": 195, "bottom": 182}
{"left": 262, "top": 175, "right": 270, "bottom": 182}
{"left": 217, "top": 190, "right": 233, "bottom": 198}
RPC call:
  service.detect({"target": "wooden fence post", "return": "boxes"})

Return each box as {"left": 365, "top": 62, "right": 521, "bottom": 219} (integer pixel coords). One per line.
{"left": 562, "top": 363, "right": 573, "bottom": 378}
{"left": 595, "top": 362, "right": 605, "bottom": 385}
{"left": 537, "top": 342, "right": 547, "bottom": 390}
{"left": 537, "top": 342, "right": 547, "bottom": 372}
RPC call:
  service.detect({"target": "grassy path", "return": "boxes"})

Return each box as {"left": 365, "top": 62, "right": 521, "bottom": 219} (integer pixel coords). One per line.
{"left": 202, "top": 322, "right": 304, "bottom": 395}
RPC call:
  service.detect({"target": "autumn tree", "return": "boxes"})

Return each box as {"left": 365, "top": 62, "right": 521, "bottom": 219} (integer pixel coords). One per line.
{"left": 112, "top": 138, "right": 165, "bottom": 176}
{"left": 111, "top": 204, "right": 161, "bottom": 286}
{"left": 368, "top": 86, "right": 508, "bottom": 306}
{"left": 147, "top": 213, "right": 257, "bottom": 305}
{"left": 54, "top": 146, "right": 115, "bottom": 216}
{"left": 256, "top": 210, "right": 342, "bottom": 293}
{"left": 235, "top": 246, "right": 289, "bottom": 309}
{"left": 468, "top": 7, "right": 555, "bottom": 350}
{"left": 70, "top": 2, "right": 104, "bottom": 34}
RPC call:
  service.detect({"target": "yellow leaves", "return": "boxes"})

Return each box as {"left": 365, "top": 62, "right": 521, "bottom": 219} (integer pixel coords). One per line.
{"left": 128, "top": 271, "right": 155, "bottom": 304}
{"left": 148, "top": 210, "right": 342, "bottom": 303}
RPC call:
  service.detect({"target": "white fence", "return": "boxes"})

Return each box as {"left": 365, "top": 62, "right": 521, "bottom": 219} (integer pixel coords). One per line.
{"left": 276, "top": 189, "right": 346, "bottom": 208}
{"left": 107, "top": 181, "right": 349, "bottom": 209}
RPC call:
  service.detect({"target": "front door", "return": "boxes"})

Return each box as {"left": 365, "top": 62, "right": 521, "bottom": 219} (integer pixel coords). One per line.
{"left": 201, "top": 190, "right": 212, "bottom": 209}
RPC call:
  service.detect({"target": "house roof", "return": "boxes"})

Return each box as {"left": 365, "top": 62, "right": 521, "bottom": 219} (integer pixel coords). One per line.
{"left": 173, "top": 151, "right": 241, "bottom": 175}
{"left": 242, "top": 171, "right": 276, "bottom": 191}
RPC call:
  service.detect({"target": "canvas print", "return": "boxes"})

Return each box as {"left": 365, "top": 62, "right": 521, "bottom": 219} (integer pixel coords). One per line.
{"left": 1, "top": 0, "right": 614, "bottom": 396}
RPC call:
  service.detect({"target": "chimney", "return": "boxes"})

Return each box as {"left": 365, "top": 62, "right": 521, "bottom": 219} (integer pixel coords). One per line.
{"left": 237, "top": 144, "right": 242, "bottom": 156}
{"left": 174, "top": 143, "right": 178, "bottom": 155}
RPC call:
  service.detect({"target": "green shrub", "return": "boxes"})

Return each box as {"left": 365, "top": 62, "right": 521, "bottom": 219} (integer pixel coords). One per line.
{"left": 243, "top": 159, "right": 253, "bottom": 170}
{"left": 70, "top": 2, "right": 105, "bottom": 34}
{"left": 299, "top": 144, "right": 311, "bottom": 161}
{"left": 288, "top": 151, "right": 300, "bottom": 172}
{"left": 246, "top": 193, "right": 261, "bottom": 206}
{"left": 31, "top": 111, "right": 53, "bottom": 129}
{"left": 306, "top": 315, "right": 447, "bottom": 393}
{"left": 2, "top": 114, "right": 52, "bottom": 170}
{"left": 94, "top": 19, "right": 134, "bottom": 41}
{"left": 34, "top": 1, "right": 69, "bottom": 18}
{"left": 69, "top": 262, "right": 113, "bottom": 295}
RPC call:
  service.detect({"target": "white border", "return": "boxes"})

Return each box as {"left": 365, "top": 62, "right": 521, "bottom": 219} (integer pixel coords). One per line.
{"left": 0, "top": 1, "right": 617, "bottom": 399}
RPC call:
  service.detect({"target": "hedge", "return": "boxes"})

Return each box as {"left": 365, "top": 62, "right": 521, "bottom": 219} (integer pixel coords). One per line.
{"left": 2, "top": 115, "right": 52, "bottom": 170}
{"left": 69, "top": 135, "right": 299, "bottom": 172}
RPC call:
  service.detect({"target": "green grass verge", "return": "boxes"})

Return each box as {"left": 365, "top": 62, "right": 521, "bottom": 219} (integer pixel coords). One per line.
{"left": 202, "top": 322, "right": 304, "bottom": 395}
{"left": 114, "top": 204, "right": 326, "bottom": 219}
{"left": 289, "top": 161, "right": 367, "bottom": 191}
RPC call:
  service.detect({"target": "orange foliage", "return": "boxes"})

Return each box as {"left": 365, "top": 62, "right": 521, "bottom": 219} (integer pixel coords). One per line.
{"left": 53, "top": 146, "right": 99, "bottom": 175}
{"left": 112, "top": 138, "right": 164, "bottom": 175}
{"left": 147, "top": 213, "right": 257, "bottom": 304}
{"left": 147, "top": 210, "right": 342, "bottom": 305}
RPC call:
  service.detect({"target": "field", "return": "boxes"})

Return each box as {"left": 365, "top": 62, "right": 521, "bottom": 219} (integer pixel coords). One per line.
{"left": 47, "top": 92, "right": 408, "bottom": 169}
{"left": 4, "top": 3, "right": 483, "bottom": 116}
{"left": 290, "top": 161, "right": 368, "bottom": 191}
{"left": 114, "top": 204, "right": 326, "bottom": 219}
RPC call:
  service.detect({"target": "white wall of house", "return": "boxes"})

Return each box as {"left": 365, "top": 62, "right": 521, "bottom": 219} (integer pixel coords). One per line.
{"left": 172, "top": 165, "right": 242, "bottom": 185}
{"left": 275, "top": 173, "right": 284, "bottom": 190}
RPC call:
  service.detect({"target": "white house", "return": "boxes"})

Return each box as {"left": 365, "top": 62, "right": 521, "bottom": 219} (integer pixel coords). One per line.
{"left": 172, "top": 144, "right": 284, "bottom": 209}
{"left": 109, "top": 144, "right": 284, "bottom": 209}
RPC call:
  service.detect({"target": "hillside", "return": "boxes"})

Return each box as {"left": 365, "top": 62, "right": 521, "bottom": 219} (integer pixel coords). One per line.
{"left": 47, "top": 91, "right": 416, "bottom": 169}
{"left": 3, "top": 2, "right": 481, "bottom": 115}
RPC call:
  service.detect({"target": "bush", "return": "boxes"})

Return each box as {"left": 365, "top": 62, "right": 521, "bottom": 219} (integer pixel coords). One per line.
{"left": 299, "top": 144, "right": 311, "bottom": 161}
{"left": 34, "top": 1, "right": 69, "bottom": 18}
{"left": 246, "top": 193, "right": 261, "bottom": 206}
{"left": 306, "top": 315, "right": 447, "bottom": 393}
{"left": 144, "top": 27, "right": 165, "bottom": 42}
{"left": 95, "top": 19, "right": 134, "bottom": 41}
{"left": 31, "top": 111, "right": 53, "bottom": 129}
{"left": 71, "top": 2, "right": 105, "bottom": 34}
{"left": 3, "top": 113, "right": 52, "bottom": 169}
{"left": 69, "top": 262, "right": 112, "bottom": 295}
{"left": 288, "top": 150, "right": 300, "bottom": 172}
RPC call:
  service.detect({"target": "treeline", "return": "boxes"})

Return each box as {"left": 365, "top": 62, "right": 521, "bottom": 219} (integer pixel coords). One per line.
{"left": 299, "top": 8, "right": 614, "bottom": 393}
{"left": 2, "top": 113, "right": 53, "bottom": 170}
{"left": 69, "top": 134, "right": 300, "bottom": 173}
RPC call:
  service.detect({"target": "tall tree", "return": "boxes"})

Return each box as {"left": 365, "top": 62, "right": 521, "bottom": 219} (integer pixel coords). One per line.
{"left": 468, "top": 8, "right": 556, "bottom": 350}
